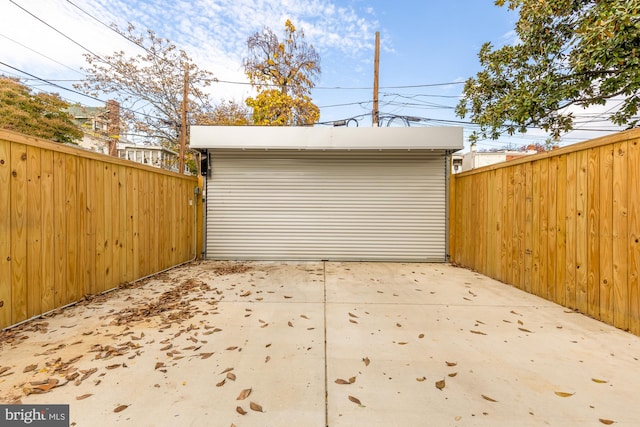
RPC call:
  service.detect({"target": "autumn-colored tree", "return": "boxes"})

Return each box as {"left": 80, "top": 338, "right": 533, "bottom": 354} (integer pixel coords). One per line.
{"left": 76, "top": 23, "right": 215, "bottom": 146}
{"left": 244, "top": 20, "right": 321, "bottom": 126}
{"left": 0, "top": 76, "right": 82, "bottom": 144}
{"left": 456, "top": 0, "right": 640, "bottom": 141}
{"left": 194, "top": 100, "right": 250, "bottom": 126}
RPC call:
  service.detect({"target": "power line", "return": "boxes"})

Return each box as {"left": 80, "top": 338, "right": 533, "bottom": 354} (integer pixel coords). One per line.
{"left": 64, "top": 0, "right": 157, "bottom": 58}
{"left": 0, "top": 61, "right": 164, "bottom": 122}
{"left": 0, "top": 33, "right": 84, "bottom": 76}
{"left": 0, "top": 60, "right": 103, "bottom": 103}
{"left": 9, "top": 0, "right": 102, "bottom": 59}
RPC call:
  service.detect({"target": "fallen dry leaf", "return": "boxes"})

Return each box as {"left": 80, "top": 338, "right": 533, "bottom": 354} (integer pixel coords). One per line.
{"left": 435, "top": 379, "right": 446, "bottom": 390}
{"left": 265, "top": 356, "right": 271, "bottom": 363}
{"left": 418, "top": 333, "right": 425, "bottom": 339}
{"left": 200, "top": 352, "right": 214, "bottom": 360}
{"left": 76, "top": 394, "right": 93, "bottom": 400}
{"left": 249, "top": 402, "right": 263, "bottom": 412}
{"left": 288, "top": 321, "right": 293, "bottom": 327}
{"left": 398, "top": 342, "right": 408, "bottom": 345}
{"left": 216, "top": 379, "right": 226, "bottom": 387}
{"left": 518, "top": 328, "right": 533, "bottom": 333}
{"left": 300, "top": 315, "right": 309, "bottom": 319}
{"left": 554, "top": 391, "right": 575, "bottom": 398}
{"left": 349, "top": 319, "right": 358, "bottom": 324}
{"left": 416, "top": 376, "right": 426, "bottom": 382}
{"left": 348, "top": 395, "right": 362, "bottom": 405}
{"left": 592, "top": 378, "right": 608, "bottom": 384}
{"left": 363, "top": 357, "right": 370, "bottom": 366}
{"left": 481, "top": 394, "right": 497, "bottom": 402}
{"left": 448, "top": 372, "right": 458, "bottom": 378}
{"left": 599, "top": 419, "right": 615, "bottom": 425}
{"left": 348, "top": 312, "right": 359, "bottom": 318}
{"left": 114, "top": 404, "right": 129, "bottom": 413}
{"left": 236, "top": 388, "right": 252, "bottom": 400}
{"left": 446, "top": 361, "right": 457, "bottom": 367}
{"left": 236, "top": 406, "right": 246, "bottom": 415}
{"left": 335, "top": 379, "right": 350, "bottom": 385}
{"left": 23, "top": 364, "right": 37, "bottom": 373}
{"left": 220, "top": 367, "right": 234, "bottom": 374}
{"left": 470, "top": 330, "right": 487, "bottom": 335}
{"left": 226, "top": 372, "right": 236, "bottom": 381}
{"left": 155, "top": 362, "right": 165, "bottom": 370}
{"left": 226, "top": 346, "right": 238, "bottom": 351}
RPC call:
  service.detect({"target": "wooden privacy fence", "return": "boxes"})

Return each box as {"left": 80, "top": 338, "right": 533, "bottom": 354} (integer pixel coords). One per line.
{"left": 450, "top": 128, "right": 640, "bottom": 336}
{"left": 0, "top": 129, "right": 201, "bottom": 329}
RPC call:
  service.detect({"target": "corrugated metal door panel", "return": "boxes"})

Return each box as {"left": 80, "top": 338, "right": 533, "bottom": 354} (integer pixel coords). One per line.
{"left": 205, "top": 150, "right": 446, "bottom": 261}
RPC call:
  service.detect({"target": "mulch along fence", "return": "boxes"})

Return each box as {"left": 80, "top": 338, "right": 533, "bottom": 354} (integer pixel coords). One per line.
{"left": 0, "top": 129, "right": 201, "bottom": 329}
{"left": 450, "top": 128, "right": 640, "bottom": 336}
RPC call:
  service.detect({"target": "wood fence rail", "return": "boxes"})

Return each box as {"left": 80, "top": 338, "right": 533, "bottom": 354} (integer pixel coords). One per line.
{"left": 0, "top": 130, "right": 201, "bottom": 329}
{"left": 450, "top": 128, "right": 640, "bottom": 336}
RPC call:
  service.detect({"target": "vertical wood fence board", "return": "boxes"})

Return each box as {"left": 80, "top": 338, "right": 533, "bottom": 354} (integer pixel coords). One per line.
{"left": 565, "top": 153, "right": 577, "bottom": 309}
{"left": 587, "top": 147, "right": 601, "bottom": 319}
{"left": 524, "top": 162, "right": 533, "bottom": 294}
{"left": 499, "top": 170, "right": 509, "bottom": 282}
{"left": 599, "top": 145, "right": 614, "bottom": 323}
{"left": 77, "top": 158, "right": 88, "bottom": 297}
{"left": 117, "top": 166, "right": 127, "bottom": 285}
{"left": 556, "top": 155, "right": 567, "bottom": 306}
{"left": 124, "top": 167, "right": 134, "bottom": 283}
{"left": 10, "top": 143, "right": 28, "bottom": 324}
{"left": 109, "top": 164, "right": 121, "bottom": 289}
{"left": 140, "top": 171, "right": 150, "bottom": 276}
{"left": 65, "top": 155, "right": 78, "bottom": 304}
{"left": 538, "top": 158, "right": 549, "bottom": 298}
{"left": 94, "top": 160, "right": 105, "bottom": 294}
{"left": 504, "top": 167, "right": 517, "bottom": 283}
{"left": 0, "top": 139, "right": 12, "bottom": 327}
{"left": 516, "top": 164, "right": 526, "bottom": 289}
{"left": 40, "top": 150, "right": 55, "bottom": 314}
{"left": 612, "top": 141, "right": 629, "bottom": 330}
{"left": 132, "top": 169, "right": 140, "bottom": 279}
{"left": 449, "top": 175, "right": 456, "bottom": 262}
{"left": 487, "top": 173, "right": 495, "bottom": 277}
{"left": 478, "top": 172, "right": 488, "bottom": 273}
{"left": 26, "top": 146, "right": 42, "bottom": 318}
{"left": 53, "top": 152, "right": 66, "bottom": 307}
{"left": 547, "top": 157, "right": 558, "bottom": 302}
{"left": 102, "top": 163, "right": 113, "bottom": 292}
{"left": 84, "top": 160, "right": 97, "bottom": 295}
{"left": 629, "top": 138, "right": 640, "bottom": 335}
{"left": 531, "top": 161, "right": 541, "bottom": 296}
{"left": 576, "top": 150, "right": 589, "bottom": 313}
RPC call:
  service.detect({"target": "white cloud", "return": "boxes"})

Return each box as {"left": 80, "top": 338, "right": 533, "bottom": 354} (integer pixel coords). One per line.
{"left": 0, "top": 0, "right": 379, "bottom": 103}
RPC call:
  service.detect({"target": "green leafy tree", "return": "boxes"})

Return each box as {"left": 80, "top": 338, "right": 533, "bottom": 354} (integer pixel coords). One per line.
{"left": 244, "top": 20, "right": 321, "bottom": 126}
{"left": 76, "top": 23, "right": 215, "bottom": 146}
{"left": 456, "top": 0, "right": 640, "bottom": 141}
{"left": 0, "top": 76, "right": 82, "bottom": 144}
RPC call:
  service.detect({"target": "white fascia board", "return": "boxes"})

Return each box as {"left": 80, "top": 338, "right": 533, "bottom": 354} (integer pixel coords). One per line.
{"left": 190, "top": 126, "right": 463, "bottom": 151}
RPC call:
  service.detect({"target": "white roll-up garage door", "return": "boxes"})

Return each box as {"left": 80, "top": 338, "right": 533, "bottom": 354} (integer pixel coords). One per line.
{"left": 205, "top": 150, "right": 447, "bottom": 261}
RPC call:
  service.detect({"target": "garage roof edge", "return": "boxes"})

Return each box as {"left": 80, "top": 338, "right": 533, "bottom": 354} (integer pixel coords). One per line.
{"left": 190, "top": 126, "right": 463, "bottom": 151}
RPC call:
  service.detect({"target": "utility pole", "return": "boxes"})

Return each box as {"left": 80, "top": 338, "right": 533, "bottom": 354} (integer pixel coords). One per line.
{"left": 179, "top": 64, "right": 189, "bottom": 174}
{"left": 372, "top": 31, "right": 380, "bottom": 127}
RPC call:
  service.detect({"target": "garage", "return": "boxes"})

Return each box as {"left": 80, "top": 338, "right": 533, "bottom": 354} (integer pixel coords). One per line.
{"left": 191, "top": 126, "right": 462, "bottom": 262}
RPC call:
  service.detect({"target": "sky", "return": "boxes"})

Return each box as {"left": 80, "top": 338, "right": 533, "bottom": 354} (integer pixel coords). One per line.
{"left": 0, "top": 0, "right": 626, "bottom": 151}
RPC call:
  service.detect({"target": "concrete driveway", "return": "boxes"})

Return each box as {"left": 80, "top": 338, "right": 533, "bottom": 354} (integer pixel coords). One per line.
{"left": 1, "top": 261, "right": 640, "bottom": 426}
